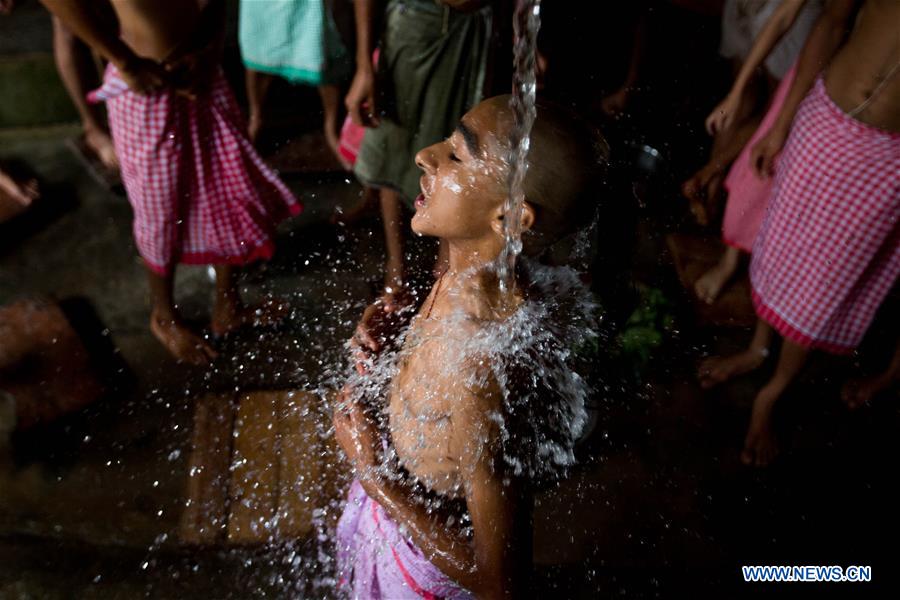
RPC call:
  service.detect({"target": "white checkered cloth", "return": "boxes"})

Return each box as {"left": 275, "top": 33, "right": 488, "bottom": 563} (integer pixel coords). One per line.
{"left": 750, "top": 77, "right": 900, "bottom": 354}
{"left": 89, "top": 64, "right": 301, "bottom": 275}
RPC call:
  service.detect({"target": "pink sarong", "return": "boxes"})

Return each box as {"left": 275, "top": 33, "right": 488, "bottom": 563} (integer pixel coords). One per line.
{"left": 88, "top": 65, "right": 301, "bottom": 275}
{"left": 338, "top": 116, "right": 365, "bottom": 167}
{"left": 722, "top": 64, "right": 797, "bottom": 252}
{"left": 750, "top": 77, "right": 900, "bottom": 354}
{"left": 336, "top": 480, "right": 474, "bottom": 600}
{"left": 337, "top": 50, "right": 377, "bottom": 167}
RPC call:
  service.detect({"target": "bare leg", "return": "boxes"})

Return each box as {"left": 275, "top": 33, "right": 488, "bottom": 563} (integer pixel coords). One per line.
{"left": 147, "top": 267, "right": 218, "bottom": 365}
{"left": 210, "top": 264, "right": 288, "bottom": 337}
{"left": 694, "top": 245, "right": 741, "bottom": 304}
{"left": 842, "top": 337, "right": 900, "bottom": 410}
{"left": 52, "top": 17, "right": 118, "bottom": 172}
{"left": 318, "top": 84, "right": 351, "bottom": 170}
{"left": 245, "top": 69, "right": 273, "bottom": 145}
{"left": 698, "top": 318, "right": 773, "bottom": 388}
{"left": 380, "top": 188, "right": 405, "bottom": 298}
{"left": 742, "top": 339, "right": 809, "bottom": 467}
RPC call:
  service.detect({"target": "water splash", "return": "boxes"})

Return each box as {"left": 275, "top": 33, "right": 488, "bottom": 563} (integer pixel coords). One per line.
{"left": 339, "top": 260, "right": 597, "bottom": 484}
{"left": 497, "top": 0, "right": 542, "bottom": 294}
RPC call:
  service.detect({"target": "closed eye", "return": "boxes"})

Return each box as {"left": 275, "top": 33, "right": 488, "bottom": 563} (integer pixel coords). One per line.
{"left": 450, "top": 152, "right": 461, "bottom": 162}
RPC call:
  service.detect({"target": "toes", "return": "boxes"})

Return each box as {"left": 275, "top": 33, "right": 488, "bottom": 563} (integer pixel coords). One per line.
{"left": 693, "top": 281, "right": 710, "bottom": 303}
{"left": 199, "top": 341, "right": 219, "bottom": 361}
{"left": 24, "top": 179, "right": 40, "bottom": 200}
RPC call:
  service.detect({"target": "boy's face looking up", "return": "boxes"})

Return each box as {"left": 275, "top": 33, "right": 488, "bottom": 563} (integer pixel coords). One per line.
{"left": 412, "top": 98, "right": 519, "bottom": 245}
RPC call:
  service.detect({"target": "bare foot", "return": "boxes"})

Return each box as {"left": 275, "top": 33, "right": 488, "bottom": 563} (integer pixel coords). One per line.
{"left": 150, "top": 312, "right": 218, "bottom": 365}
{"left": 0, "top": 168, "right": 39, "bottom": 208}
{"left": 741, "top": 386, "right": 779, "bottom": 467}
{"left": 841, "top": 374, "right": 896, "bottom": 410}
{"left": 694, "top": 249, "right": 740, "bottom": 305}
{"left": 211, "top": 297, "right": 290, "bottom": 338}
{"left": 698, "top": 347, "right": 767, "bottom": 389}
{"left": 84, "top": 126, "right": 119, "bottom": 172}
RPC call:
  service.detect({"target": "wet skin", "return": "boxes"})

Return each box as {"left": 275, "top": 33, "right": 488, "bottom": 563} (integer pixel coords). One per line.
{"left": 336, "top": 98, "right": 538, "bottom": 599}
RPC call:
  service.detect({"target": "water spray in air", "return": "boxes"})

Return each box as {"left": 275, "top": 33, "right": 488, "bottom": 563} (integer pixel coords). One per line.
{"left": 498, "top": 0, "right": 542, "bottom": 295}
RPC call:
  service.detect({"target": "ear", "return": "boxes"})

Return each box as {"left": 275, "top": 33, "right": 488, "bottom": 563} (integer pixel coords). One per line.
{"left": 490, "top": 201, "right": 537, "bottom": 236}
{"left": 520, "top": 201, "right": 536, "bottom": 232}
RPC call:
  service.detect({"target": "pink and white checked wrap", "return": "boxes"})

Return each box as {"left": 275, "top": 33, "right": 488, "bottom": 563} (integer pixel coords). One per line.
{"left": 750, "top": 77, "right": 900, "bottom": 354}
{"left": 89, "top": 65, "right": 301, "bottom": 275}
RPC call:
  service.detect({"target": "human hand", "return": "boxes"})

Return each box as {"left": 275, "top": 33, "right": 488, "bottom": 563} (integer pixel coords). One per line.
{"left": 164, "top": 45, "right": 220, "bottom": 100}
{"left": 332, "top": 399, "right": 380, "bottom": 477}
{"left": 345, "top": 65, "right": 379, "bottom": 127}
{"left": 350, "top": 290, "right": 415, "bottom": 374}
{"left": 601, "top": 87, "right": 630, "bottom": 118}
{"left": 117, "top": 53, "right": 167, "bottom": 95}
{"left": 749, "top": 122, "right": 788, "bottom": 178}
{"left": 705, "top": 92, "right": 741, "bottom": 135}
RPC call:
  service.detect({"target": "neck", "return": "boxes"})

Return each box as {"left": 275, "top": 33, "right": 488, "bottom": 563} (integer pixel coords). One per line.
{"left": 445, "top": 237, "right": 503, "bottom": 277}
{"left": 442, "top": 237, "right": 521, "bottom": 319}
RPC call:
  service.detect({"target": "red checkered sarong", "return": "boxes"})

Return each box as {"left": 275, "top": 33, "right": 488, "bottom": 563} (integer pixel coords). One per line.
{"left": 750, "top": 77, "right": 900, "bottom": 354}
{"left": 88, "top": 65, "right": 301, "bottom": 275}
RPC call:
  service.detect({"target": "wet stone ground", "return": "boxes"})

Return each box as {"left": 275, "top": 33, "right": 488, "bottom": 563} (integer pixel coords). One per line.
{"left": 1, "top": 124, "right": 899, "bottom": 600}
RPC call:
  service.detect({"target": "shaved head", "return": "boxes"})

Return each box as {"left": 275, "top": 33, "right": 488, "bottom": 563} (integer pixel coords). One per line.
{"left": 481, "top": 96, "right": 610, "bottom": 255}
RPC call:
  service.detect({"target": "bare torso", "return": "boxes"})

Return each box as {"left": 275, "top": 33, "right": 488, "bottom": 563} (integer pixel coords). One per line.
{"left": 388, "top": 316, "right": 470, "bottom": 499}
{"left": 824, "top": 0, "right": 900, "bottom": 131}
{"left": 386, "top": 279, "right": 507, "bottom": 500}
{"left": 109, "top": 0, "right": 206, "bottom": 61}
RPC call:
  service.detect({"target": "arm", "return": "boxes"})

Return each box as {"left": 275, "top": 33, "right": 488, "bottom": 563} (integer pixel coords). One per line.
{"left": 334, "top": 380, "right": 526, "bottom": 598}
{"left": 345, "top": 0, "right": 382, "bottom": 126}
{"left": 749, "top": 0, "right": 859, "bottom": 176}
{"left": 706, "top": 0, "right": 812, "bottom": 134}
{"left": 39, "top": 0, "right": 166, "bottom": 93}
{"left": 39, "top": 0, "right": 133, "bottom": 68}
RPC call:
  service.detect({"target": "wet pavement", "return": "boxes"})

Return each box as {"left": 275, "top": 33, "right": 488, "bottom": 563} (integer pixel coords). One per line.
{"left": 2, "top": 123, "right": 898, "bottom": 599}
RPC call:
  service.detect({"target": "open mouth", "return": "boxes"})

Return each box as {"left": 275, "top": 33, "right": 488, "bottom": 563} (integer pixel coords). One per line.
{"left": 417, "top": 176, "right": 432, "bottom": 208}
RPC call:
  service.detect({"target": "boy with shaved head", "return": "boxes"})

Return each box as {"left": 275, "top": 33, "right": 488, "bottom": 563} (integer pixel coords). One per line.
{"left": 334, "top": 96, "right": 608, "bottom": 599}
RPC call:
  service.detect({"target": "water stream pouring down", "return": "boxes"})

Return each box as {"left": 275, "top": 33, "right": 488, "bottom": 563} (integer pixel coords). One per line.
{"left": 498, "top": 0, "right": 542, "bottom": 294}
